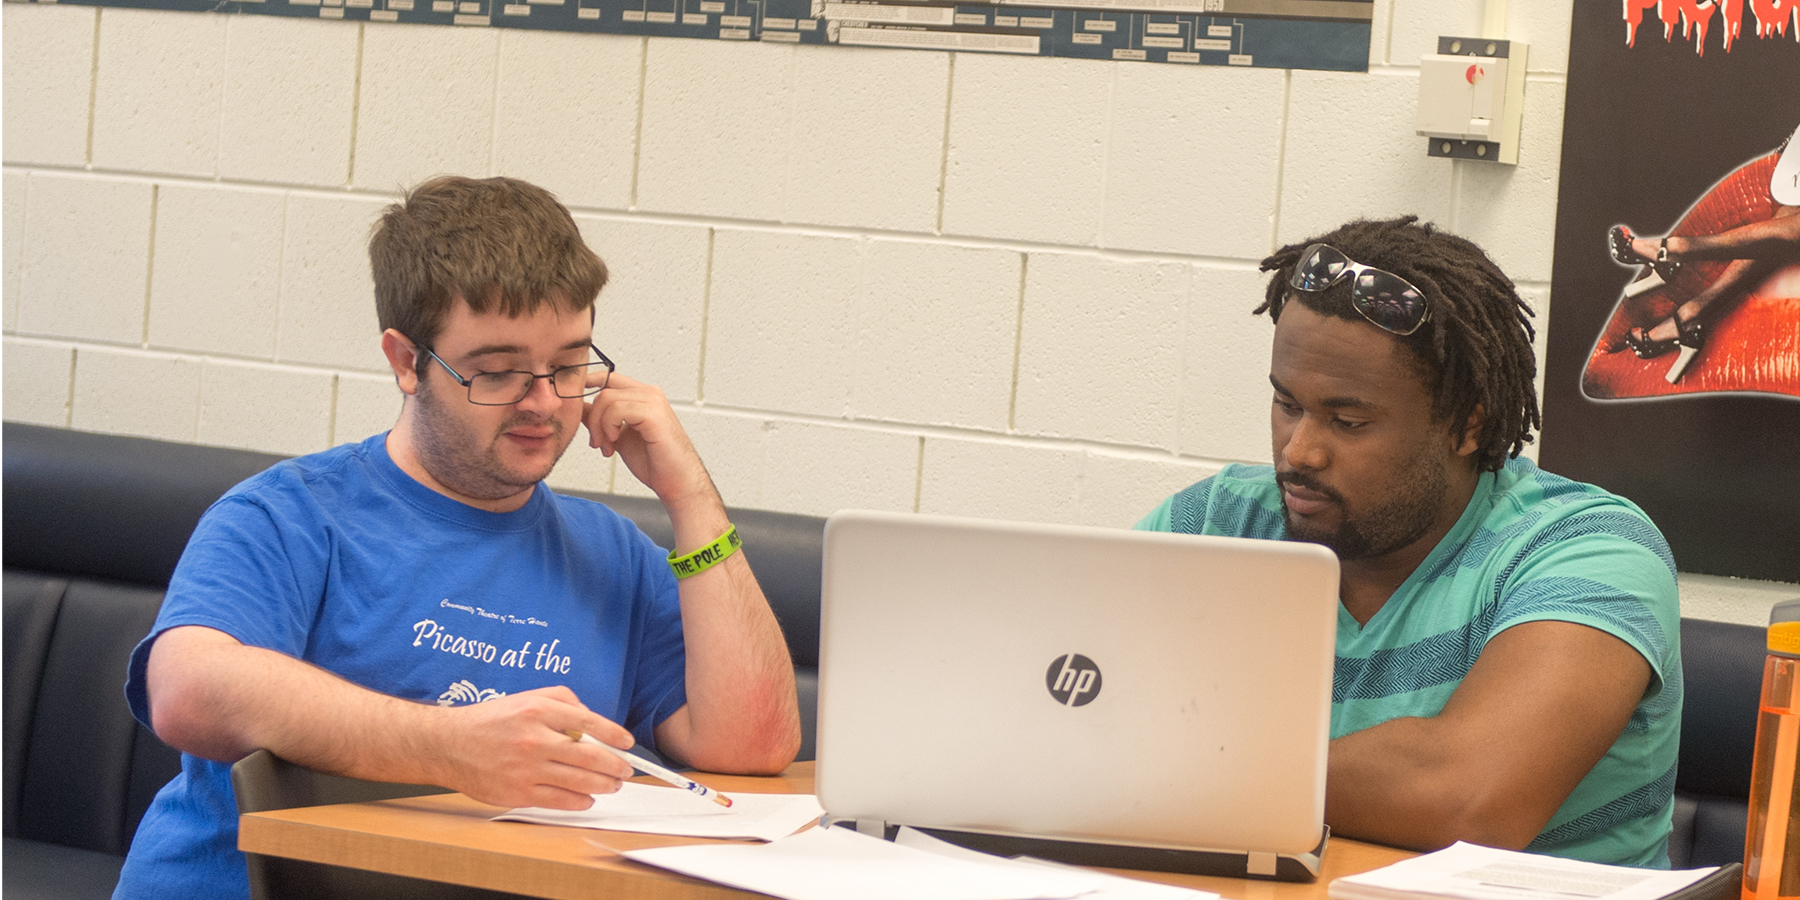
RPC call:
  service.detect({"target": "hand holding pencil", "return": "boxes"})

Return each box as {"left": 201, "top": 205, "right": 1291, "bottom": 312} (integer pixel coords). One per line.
{"left": 564, "top": 730, "right": 733, "bottom": 808}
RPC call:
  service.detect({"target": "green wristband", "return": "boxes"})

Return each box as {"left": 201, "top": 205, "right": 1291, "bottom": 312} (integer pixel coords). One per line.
{"left": 668, "top": 525, "right": 741, "bottom": 579}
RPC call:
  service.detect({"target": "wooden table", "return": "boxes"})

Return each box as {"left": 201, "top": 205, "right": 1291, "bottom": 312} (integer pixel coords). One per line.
{"left": 240, "top": 761, "right": 1413, "bottom": 900}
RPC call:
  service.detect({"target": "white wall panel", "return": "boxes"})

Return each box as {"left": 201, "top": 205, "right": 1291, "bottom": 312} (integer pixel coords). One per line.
{"left": 1103, "top": 64, "right": 1286, "bottom": 258}
{"left": 198, "top": 358, "right": 335, "bottom": 455}
{"left": 148, "top": 184, "right": 286, "bottom": 357}
{"left": 852, "top": 239, "right": 1019, "bottom": 430}
{"left": 15, "top": 174, "right": 152, "bottom": 345}
{"left": 636, "top": 38, "right": 794, "bottom": 221}
{"left": 219, "top": 15, "right": 359, "bottom": 187}
{"left": 494, "top": 30, "right": 643, "bottom": 211}
{"left": 2, "top": 4, "right": 96, "bottom": 169}
{"left": 277, "top": 193, "right": 388, "bottom": 371}
{"left": 577, "top": 215, "right": 711, "bottom": 403}
{"left": 2, "top": 338, "right": 74, "bottom": 427}
{"left": 1014, "top": 252, "right": 1187, "bottom": 448}
{"left": 940, "top": 54, "right": 1111, "bottom": 246}
{"left": 353, "top": 23, "right": 498, "bottom": 191}
{"left": 785, "top": 45, "right": 949, "bottom": 233}
{"left": 91, "top": 8, "right": 225, "bottom": 178}
{"left": 70, "top": 346, "right": 201, "bottom": 441}
{"left": 703, "top": 228, "right": 860, "bottom": 416}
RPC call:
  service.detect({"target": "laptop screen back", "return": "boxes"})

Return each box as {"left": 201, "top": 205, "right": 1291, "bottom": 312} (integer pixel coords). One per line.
{"left": 815, "top": 510, "right": 1340, "bottom": 855}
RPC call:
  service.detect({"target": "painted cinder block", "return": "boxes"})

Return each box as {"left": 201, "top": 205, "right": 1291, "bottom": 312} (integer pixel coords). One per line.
{"left": 1080, "top": 451, "right": 1223, "bottom": 528}
{"left": 1511, "top": 0, "right": 1573, "bottom": 74}
{"left": 332, "top": 371, "right": 403, "bottom": 446}
{"left": 1014, "top": 252, "right": 1188, "bottom": 449}
{"left": 851, "top": 239, "right": 1020, "bottom": 431}
{"left": 2, "top": 3, "right": 96, "bottom": 168}
{"left": 148, "top": 184, "right": 286, "bottom": 357}
{"left": 219, "top": 15, "right": 359, "bottom": 188}
{"left": 636, "top": 38, "right": 794, "bottom": 222}
{"left": 494, "top": 30, "right": 641, "bottom": 212}
{"left": 71, "top": 346, "right": 201, "bottom": 442}
{"left": 2, "top": 338, "right": 75, "bottom": 428}
{"left": 1102, "top": 63, "right": 1286, "bottom": 259}
{"left": 918, "top": 436, "right": 1083, "bottom": 524}
{"left": 1277, "top": 70, "right": 1452, "bottom": 246}
{"left": 604, "top": 407, "right": 770, "bottom": 504}
{"left": 676, "top": 410, "right": 770, "bottom": 511}
{"left": 761, "top": 420, "right": 917, "bottom": 517}
{"left": 1179, "top": 264, "right": 1278, "bottom": 463}
{"left": 703, "top": 228, "right": 860, "bottom": 417}
{"left": 1389, "top": 0, "right": 1482, "bottom": 67}
{"left": 278, "top": 192, "right": 388, "bottom": 371}
{"left": 5, "top": 171, "right": 26, "bottom": 332}
{"left": 198, "top": 359, "right": 335, "bottom": 456}
{"left": 353, "top": 23, "right": 498, "bottom": 192}
{"left": 575, "top": 215, "right": 710, "bottom": 403}
{"left": 15, "top": 173, "right": 153, "bottom": 346}
{"left": 91, "top": 8, "right": 225, "bottom": 178}
{"left": 940, "top": 54, "right": 1111, "bottom": 246}
{"left": 786, "top": 45, "right": 948, "bottom": 233}
{"left": 1452, "top": 77, "right": 1566, "bottom": 285}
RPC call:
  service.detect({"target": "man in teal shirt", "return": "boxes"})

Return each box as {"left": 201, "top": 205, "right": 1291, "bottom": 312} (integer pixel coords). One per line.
{"left": 1139, "top": 217, "right": 1680, "bottom": 867}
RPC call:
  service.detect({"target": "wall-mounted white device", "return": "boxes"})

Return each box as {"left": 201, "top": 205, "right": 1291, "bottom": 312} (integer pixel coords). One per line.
{"left": 1416, "top": 36, "right": 1528, "bottom": 165}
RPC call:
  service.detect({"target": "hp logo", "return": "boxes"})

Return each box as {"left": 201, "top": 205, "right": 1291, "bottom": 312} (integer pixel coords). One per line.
{"left": 1045, "top": 654, "right": 1102, "bottom": 707}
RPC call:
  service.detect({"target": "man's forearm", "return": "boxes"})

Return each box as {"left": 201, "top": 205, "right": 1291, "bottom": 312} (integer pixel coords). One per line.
{"left": 1323, "top": 621, "right": 1651, "bottom": 853}
{"left": 666, "top": 549, "right": 801, "bottom": 773}
{"left": 1327, "top": 716, "right": 1545, "bottom": 851}
{"left": 656, "top": 484, "right": 801, "bottom": 773}
{"left": 145, "top": 625, "right": 448, "bottom": 782}
{"left": 144, "top": 625, "right": 640, "bottom": 809}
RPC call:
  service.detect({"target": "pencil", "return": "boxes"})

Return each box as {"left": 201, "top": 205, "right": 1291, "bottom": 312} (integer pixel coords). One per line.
{"left": 563, "top": 729, "right": 733, "bottom": 808}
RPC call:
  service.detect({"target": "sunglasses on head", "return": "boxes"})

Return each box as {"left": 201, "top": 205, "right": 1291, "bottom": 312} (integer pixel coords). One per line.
{"left": 1286, "top": 243, "right": 1431, "bottom": 336}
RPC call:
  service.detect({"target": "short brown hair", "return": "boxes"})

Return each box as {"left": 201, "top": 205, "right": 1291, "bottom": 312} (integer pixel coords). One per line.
{"left": 369, "top": 176, "right": 608, "bottom": 362}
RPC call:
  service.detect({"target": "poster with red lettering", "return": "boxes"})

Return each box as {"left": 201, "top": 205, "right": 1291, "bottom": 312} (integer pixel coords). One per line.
{"left": 1539, "top": 0, "right": 1800, "bottom": 582}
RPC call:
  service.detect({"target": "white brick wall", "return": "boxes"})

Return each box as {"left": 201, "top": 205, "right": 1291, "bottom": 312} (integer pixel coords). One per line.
{"left": 7, "top": 0, "right": 1792, "bottom": 614}
{"left": 220, "top": 15, "right": 360, "bottom": 187}
{"left": 148, "top": 184, "right": 286, "bottom": 356}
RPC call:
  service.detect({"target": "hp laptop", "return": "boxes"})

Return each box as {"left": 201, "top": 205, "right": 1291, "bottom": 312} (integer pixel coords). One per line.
{"left": 814, "top": 510, "right": 1341, "bottom": 881}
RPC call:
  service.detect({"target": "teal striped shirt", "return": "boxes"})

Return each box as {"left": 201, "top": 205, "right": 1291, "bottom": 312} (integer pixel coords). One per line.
{"left": 1137, "top": 457, "right": 1681, "bottom": 867}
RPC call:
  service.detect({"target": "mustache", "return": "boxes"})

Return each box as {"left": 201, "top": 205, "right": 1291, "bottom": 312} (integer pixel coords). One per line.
{"left": 499, "top": 412, "right": 562, "bottom": 434}
{"left": 1275, "top": 469, "right": 1343, "bottom": 504}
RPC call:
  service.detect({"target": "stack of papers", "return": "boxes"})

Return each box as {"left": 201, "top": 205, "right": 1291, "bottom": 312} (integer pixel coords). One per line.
{"left": 1330, "top": 843, "right": 1724, "bottom": 900}
{"left": 494, "top": 782, "right": 826, "bottom": 842}
{"left": 622, "top": 825, "right": 1221, "bottom": 900}
{"left": 499, "top": 785, "right": 1220, "bottom": 900}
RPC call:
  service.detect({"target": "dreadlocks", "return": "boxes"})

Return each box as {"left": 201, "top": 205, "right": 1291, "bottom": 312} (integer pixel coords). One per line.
{"left": 1255, "top": 216, "right": 1541, "bottom": 472}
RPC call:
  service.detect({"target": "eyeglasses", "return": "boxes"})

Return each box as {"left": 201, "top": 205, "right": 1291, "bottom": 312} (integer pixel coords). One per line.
{"left": 1287, "top": 243, "right": 1431, "bottom": 336}
{"left": 417, "top": 341, "right": 615, "bottom": 406}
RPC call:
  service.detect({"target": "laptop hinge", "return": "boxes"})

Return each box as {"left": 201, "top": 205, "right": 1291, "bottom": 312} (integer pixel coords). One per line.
{"left": 854, "top": 818, "right": 889, "bottom": 838}
{"left": 1247, "top": 851, "right": 1278, "bottom": 877}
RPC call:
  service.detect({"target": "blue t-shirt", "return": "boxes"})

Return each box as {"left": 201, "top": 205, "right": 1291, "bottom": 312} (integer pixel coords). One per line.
{"left": 1137, "top": 457, "right": 1682, "bottom": 867}
{"left": 113, "top": 433, "right": 688, "bottom": 900}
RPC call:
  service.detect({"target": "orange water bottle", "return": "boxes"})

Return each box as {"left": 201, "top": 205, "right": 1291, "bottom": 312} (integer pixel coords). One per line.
{"left": 1745, "top": 599, "right": 1800, "bottom": 900}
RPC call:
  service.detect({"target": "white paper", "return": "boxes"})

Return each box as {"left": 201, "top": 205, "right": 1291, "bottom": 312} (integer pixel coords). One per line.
{"left": 1329, "top": 842, "right": 1717, "bottom": 900}
{"left": 894, "top": 827, "right": 1222, "bottom": 900}
{"left": 621, "top": 824, "right": 1102, "bottom": 900}
{"left": 494, "top": 782, "right": 824, "bottom": 842}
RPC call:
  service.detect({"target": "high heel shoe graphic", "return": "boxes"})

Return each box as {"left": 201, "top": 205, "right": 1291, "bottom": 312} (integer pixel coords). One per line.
{"left": 1623, "top": 314, "right": 1707, "bottom": 383}
{"left": 1608, "top": 225, "right": 1684, "bottom": 282}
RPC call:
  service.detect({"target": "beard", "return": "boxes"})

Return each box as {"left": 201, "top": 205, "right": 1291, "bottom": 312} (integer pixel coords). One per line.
{"left": 1277, "top": 452, "right": 1449, "bottom": 562}
{"left": 410, "top": 376, "right": 572, "bottom": 503}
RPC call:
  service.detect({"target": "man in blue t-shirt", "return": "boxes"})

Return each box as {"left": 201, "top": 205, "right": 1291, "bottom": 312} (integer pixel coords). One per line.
{"left": 114, "top": 176, "right": 801, "bottom": 899}
{"left": 1138, "top": 218, "right": 1680, "bottom": 865}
